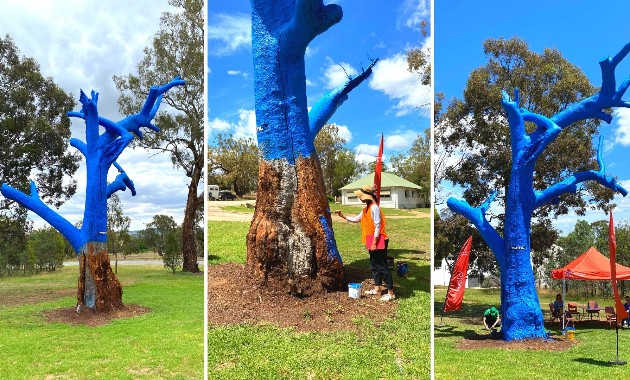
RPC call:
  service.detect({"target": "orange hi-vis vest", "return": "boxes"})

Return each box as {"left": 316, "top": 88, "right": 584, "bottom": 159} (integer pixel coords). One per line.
{"left": 360, "top": 203, "right": 388, "bottom": 245}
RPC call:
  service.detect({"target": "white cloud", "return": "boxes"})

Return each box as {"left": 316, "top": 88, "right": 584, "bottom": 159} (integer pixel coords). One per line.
{"left": 369, "top": 44, "right": 431, "bottom": 116}
{"left": 337, "top": 124, "right": 352, "bottom": 143}
{"left": 207, "top": 13, "right": 251, "bottom": 56}
{"left": 305, "top": 79, "right": 315, "bottom": 87}
{"left": 355, "top": 144, "right": 379, "bottom": 157}
{"left": 209, "top": 110, "right": 257, "bottom": 141}
{"left": 373, "top": 41, "right": 387, "bottom": 50}
{"left": 322, "top": 58, "right": 358, "bottom": 89}
{"left": 614, "top": 108, "right": 630, "bottom": 146}
{"left": 306, "top": 46, "right": 319, "bottom": 58}
{"left": 402, "top": 0, "right": 430, "bottom": 30}
{"left": 227, "top": 69, "right": 249, "bottom": 79}
{"left": 385, "top": 130, "right": 419, "bottom": 150}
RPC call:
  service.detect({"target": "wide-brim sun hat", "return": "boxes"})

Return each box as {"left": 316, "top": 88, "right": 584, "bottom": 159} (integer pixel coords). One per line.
{"left": 354, "top": 185, "right": 376, "bottom": 202}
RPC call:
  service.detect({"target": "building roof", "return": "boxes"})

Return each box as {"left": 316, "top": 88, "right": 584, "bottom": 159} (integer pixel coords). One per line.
{"left": 339, "top": 172, "right": 421, "bottom": 190}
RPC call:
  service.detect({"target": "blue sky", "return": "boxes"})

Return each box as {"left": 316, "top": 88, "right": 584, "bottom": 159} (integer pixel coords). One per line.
{"left": 436, "top": 0, "right": 630, "bottom": 235}
{"left": 208, "top": 0, "right": 430, "bottom": 167}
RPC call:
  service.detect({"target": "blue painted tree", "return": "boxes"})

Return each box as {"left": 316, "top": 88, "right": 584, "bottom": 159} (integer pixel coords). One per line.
{"left": 246, "top": 0, "right": 376, "bottom": 293}
{"left": 1, "top": 78, "right": 184, "bottom": 311}
{"left": 448, "top": 44, "right": 630, "bottom": 340}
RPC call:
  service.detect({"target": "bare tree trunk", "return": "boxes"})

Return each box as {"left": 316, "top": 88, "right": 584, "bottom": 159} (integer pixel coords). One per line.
{"left": 182, "top": 175, "right": 200, "bottom": 273}
{"left": 77, "top": 242, "right": 123, "bottom": 311}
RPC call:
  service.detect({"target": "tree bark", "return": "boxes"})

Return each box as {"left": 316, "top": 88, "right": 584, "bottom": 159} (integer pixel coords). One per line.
{"left": 182, "top": 162, "right": 202, "bottom": 273}
{"left": 247, "top": 157, "right": 344, "bottom": 294}
{"left": 77, "top": 242, "right": 123, "bottom": 311}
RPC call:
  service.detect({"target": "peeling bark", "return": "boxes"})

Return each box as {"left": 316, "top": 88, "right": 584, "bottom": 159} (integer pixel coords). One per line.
{"left": 77, "top": 242, "right": 123, "bottom": 312}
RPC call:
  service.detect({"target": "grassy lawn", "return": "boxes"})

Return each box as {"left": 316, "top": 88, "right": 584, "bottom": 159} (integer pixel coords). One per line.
{"left": 208, "top": 209, "right": 431, "bottom": 379}
{"left": 0, "top": 266, "right": 203, "bottom": 379}
{"left": 434, "top": 286, "right": 630, "bottom": 379}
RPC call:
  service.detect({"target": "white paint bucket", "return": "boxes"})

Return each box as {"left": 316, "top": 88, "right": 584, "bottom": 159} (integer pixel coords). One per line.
{"left": 348, "top": 283, "right": 361, "bottom": 299}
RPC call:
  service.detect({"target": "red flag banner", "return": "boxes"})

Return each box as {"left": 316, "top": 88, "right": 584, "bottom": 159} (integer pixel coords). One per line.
{"left": 373, "top": 134, "right": 384, "bottom": 205}
{"left": 610, "top": 211, "right": 629, "bottom": 322}
{"left": 443, "top": 236, "right": 473, "bottom": 313}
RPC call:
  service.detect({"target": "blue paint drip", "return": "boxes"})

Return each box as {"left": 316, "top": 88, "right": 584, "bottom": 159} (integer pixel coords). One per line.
{"left": 319, "top": 216, "right": 342, "bottom": 265}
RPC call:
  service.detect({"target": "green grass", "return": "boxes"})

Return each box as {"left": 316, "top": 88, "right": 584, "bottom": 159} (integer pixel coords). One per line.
{"left": 208, "top": 209, "right": 431, "bottom": 379}
{"left": 434, "top": 287, "right": 630, "bottom": 379}
{"left": 0, "top": 266, "right": 203, "bottom": 379}
{"left": 219, "top": 205, "right": 254, "bottom": 213}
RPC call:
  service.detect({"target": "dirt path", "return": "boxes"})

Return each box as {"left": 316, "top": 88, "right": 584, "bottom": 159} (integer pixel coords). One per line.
{"left": 208, "top": 200, "right": 430, "bottom": 222}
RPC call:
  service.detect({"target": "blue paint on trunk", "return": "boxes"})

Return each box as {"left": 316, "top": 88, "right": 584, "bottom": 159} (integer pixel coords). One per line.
{"left": 447, "top": 44, "right": 630, "bottom": 340}
{"left": 1, "top": 78, "right": 184, "bottom": 253}
{"left": 319, "top": 215, "right": 342, "bottom": 264}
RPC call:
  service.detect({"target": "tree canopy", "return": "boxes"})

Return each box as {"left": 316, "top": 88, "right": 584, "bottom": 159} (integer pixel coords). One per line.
{"left": 389, "top": 129, "right": 431, "bottom": 198}
{"left": 440, "top": 37, "right": 614, "bottom": 220}
{"left": 114, "top": 0, "right": 203, "bottom": 273}
{"left": 208, "top": 134, "right": 258, "bottom": 196}
{"left": 314, "top": 123, "right": 364, "bottom": 197}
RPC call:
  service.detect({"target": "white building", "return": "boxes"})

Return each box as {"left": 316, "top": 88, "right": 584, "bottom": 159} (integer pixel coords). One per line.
{"left": 339, "top": 172, "right": 427, "bottom": 209}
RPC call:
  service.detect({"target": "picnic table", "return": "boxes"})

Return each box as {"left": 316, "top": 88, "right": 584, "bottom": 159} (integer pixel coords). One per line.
{"left": 579, "top": 305, "right": 602, "bottom": 321}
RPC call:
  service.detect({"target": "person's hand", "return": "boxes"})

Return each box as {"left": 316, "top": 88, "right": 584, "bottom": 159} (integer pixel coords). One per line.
{"left": 335, "top": 210, "right": 343, "bottom": 218}
{"left": 370, "top": 241, "right": 377, "bottom": 251}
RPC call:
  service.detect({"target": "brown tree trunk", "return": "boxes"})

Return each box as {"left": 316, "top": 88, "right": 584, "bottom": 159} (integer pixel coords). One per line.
{"left": 76, "top": 242, "right": 123, "bottom": 311}
{"left": 182, "top": 174, "right": 200, "bottom": 273}
{"left": 246, "top": 156, "right": 344, "bottom": 295}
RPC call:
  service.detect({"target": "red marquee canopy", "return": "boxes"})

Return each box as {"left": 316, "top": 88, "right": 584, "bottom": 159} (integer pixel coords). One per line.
{"left": 551, "top": 246, "right": 630, "bottom": 280}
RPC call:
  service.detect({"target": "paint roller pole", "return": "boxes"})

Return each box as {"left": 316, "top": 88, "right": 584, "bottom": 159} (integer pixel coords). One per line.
{"left": 609, "top": 316, "right": 626, "bottom": 365}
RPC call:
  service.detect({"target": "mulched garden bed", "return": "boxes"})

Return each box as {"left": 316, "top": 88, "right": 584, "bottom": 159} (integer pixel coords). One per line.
{"left": 457, "top": 334, "right": 577, "bottom": 351}
{"left": 44, "top": 304, "right": 151, "bottom": 326}
{"left": 207, "top": 263, "right": 397, "bottom": 332}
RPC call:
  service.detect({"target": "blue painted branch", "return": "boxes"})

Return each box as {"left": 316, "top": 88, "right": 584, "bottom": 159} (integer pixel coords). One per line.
{"left": 1, "top": 181, "right": 83, "bottom": 251}
{"left": 447, "top": 192, "right": 505, "bottom": 268}
{"left": 286, "top": 0, "right": 342, "bottom": 53}
{"left": 552, "top": 43, "right": 630, "bottom": 128}
{"left": 309, "top": 59, "right": 378, "bottom": 136}
{"left": 534, "top": 136, "right": 628, "bottom": 208}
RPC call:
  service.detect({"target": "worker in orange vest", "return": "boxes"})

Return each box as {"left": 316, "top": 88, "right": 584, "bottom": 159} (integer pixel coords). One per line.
{"left": 336, "top": 184, "right": 395, "bottom": 301}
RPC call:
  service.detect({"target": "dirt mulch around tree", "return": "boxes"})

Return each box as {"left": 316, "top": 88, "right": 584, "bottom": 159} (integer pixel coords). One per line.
{"left": 207, "top": 263, "right": 397, "bottom": 332}
{"left": 457, "top": 335, "right": 577, "bottom": 351}
{"left": 44, "top": 304, "right": 151, "bottom": 327}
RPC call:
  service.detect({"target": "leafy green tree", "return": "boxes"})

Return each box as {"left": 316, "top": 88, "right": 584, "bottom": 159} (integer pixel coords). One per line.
{"left": 107, "top": 193, "right": 131, "bottom": 274}
{"left": 406, "top": 19, "right": 430, "bottom": 86}
{"left": 441, "top": 37, "right": 613, "bottom": 221}
{"left": 114, "top": 0, "right": 203, "bottom": 273}
{"left": 314, "top": 124, "right": 363, "bottom": 197}
{"left": 0, "top": 35, "right": 79, "bottom": 264}
{"left": 208, "top": 134, "right": 259, "bottom": 196}
{"left": 143, "top": 215, "right": 178, "bottom": 256}
{"left": 27, "top": 227, "right": 65, "bottom": 273}
{"left": 556, "top": 220, "right": 595, "bottom": 267}
{"left": 390, "top": 129, "right": 431, "bottom": 198}
{"left": 163, "top": 228, "right": 182, "bottom": 273}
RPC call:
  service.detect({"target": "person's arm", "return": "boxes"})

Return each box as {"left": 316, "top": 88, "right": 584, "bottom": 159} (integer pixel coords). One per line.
{"left": 335, "top": 210, "right": 362, "bottom": 223}
{"left": 491, "top": 316, "right": 500, "bottom": 329}
{"left": 483, "top": 317, "right": 490, "bottom": 330}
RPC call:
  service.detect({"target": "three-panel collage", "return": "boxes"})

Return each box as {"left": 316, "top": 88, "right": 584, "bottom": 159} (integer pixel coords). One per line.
{"left": 4, "top": 0, "right": 630, "bottom": 379}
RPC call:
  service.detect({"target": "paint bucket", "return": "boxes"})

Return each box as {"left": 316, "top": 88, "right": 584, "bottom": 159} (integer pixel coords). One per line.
{"left": 397, "top": 262, "right": 409, "bottom": 277}
{"left": 566, "top": 327, "right": 575, "bottom": 341}
{"left": 348, "top": 283, "right": 361, "bottom": 299}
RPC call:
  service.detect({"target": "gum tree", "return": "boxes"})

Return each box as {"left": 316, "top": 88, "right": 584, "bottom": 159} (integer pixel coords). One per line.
{"left": 1, "top": 78, "right": 184, "bottom": 311}
{"left": 246, "top": 0, "right": 376, "bottom": 294}
{"left": 448, "top": 44, "right": 630, "bottom": 340}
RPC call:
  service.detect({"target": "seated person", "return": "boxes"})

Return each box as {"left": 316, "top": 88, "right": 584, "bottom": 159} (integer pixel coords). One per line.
{"left": 552, "top": 294, "right": 563, "bottom": 318}
{"left": 483, "top": 306, "right": 501, "bottom": 335}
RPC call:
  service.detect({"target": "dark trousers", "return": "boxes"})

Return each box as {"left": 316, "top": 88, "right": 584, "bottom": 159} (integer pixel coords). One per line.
{"left": 369, "top": 239, "right": 393, "bottom": 291}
